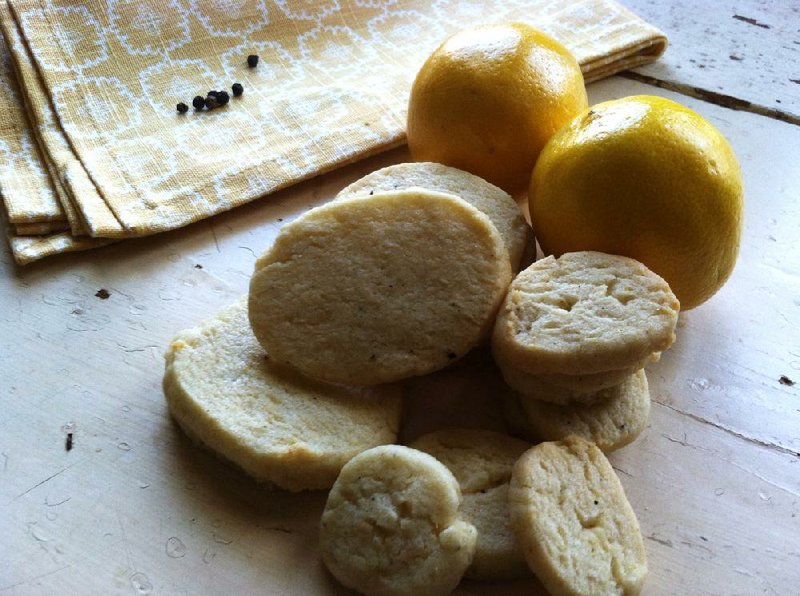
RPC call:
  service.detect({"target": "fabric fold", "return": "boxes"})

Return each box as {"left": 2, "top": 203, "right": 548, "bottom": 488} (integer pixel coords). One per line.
{"left": 0, "top": 0, "right": 666, "bottom": 265}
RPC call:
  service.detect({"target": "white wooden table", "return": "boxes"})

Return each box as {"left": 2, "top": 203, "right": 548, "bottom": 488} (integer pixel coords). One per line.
{"left": 2, "top": 1, "right": 799, "bottom": 594}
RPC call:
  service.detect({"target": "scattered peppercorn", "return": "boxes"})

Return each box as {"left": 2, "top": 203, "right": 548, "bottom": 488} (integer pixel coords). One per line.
{"left": 232, "top": 83, "right": 243, "bottom": 96}
{"left": 205, "top": 94, "right": 220, "bottom": 109}
{"left": 208, "top": 90, "right": 219, "bottom": 97}
{"left": 780, "top": 375, "right": 795, "bottom": 386}
{"left": 192, "top": 95, "right": 205, "bottom": 110}
{"left": 247, "top": 54, "right": 259, "bottom": 68}
{"left": 176, "top": 102, "right": 189, "bottom": 114}
{"left": 95, "top": 288, "right": 110, "bottom": 299}
{"left": 217, "top": 90, "right": 230, "bottom": 106}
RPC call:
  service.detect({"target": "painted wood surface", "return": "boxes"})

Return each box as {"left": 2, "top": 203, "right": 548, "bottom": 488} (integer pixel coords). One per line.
{"left": 624, "top": 0, "right": 800, "bottom": 123}
{"left": 3, "top": 6, "right": 800, "bottom": 595}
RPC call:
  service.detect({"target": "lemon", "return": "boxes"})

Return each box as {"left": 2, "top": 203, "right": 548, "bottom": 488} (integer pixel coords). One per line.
{"left": 529, "top": 95, "right": 744, "bottom": 310}
{"left": 407, "top": 22, "right": 588, "bottom": 195}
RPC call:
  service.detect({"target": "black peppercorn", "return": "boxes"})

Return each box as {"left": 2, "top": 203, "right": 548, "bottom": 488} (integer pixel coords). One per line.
{"left": 192, "top": 95, "right": 205, "bottom": 110}
{"left": 204, "top": 94, "right": 219, "bottom": 109}
{"left": 231, "top": 83, "right": 243, "bottom": 97}
{"left": 216, "top": 90, "right": 230, "bottom": 106}
{"left": 247, "top": 54, "right": 259, "bottom": 68}
{"left": 176, "top": 102, "right": 188, "bottom": 114}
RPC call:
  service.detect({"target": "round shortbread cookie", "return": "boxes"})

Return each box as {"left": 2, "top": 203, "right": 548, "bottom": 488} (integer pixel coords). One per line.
{"left": 163, "top": 298, "right": 402, "bottom": 492}
{"left": 336, "top": 162, "right": 532, "bottom": 272}
{"left": 249, "top": 189, "right": 512, "bottom": 385}
{"left": 410, "top": 429, "right": 532, "bottom": 581}
{"left": 509, "top": 436, "right": 648, "bottom": 596}
{"left": 492, "top": 251, "right": 679, "bottom": 375}
{"left": 517, "top": 370, "right": 651, "bottom": 452}
{"left": 497, "top": 355, "right": 653, "bottom": 405}
{"left": 320, "top": 445, "right": 477, "bottom": 596}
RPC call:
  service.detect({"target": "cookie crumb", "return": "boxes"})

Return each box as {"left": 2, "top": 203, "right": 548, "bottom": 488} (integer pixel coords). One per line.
{"left": 95, "top": 288, "right": 110, "bottom": 299}
{"left": 779, "top": 375, "right": 795, "bottom": 386}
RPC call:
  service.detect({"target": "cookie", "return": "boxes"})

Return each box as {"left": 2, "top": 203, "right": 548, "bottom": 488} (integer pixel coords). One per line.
{"left": 320, "top": 445, "right": 477, "bottom": 596}
{"left": 498, "top": 355, "right": 654, "bottom": 405}
{"left": 249, "top": 189, "right": 512, "bottom": 385}
{"left": 517, "top": 370, "right": 650, "bottom": 452}
{"left": 163, "top": 298, "right": 402, "bottom": 492}
{"left": 336, "top": 161, "right": 532, "bottom": 272}
{"left": 410, "top": 429, "right": 532, "bottom": 581}
{"left": 509, "top": 436, "right": 648, "bottom": 595}
{"left": 492, "top": 251, "right": 679, "bottom": 375}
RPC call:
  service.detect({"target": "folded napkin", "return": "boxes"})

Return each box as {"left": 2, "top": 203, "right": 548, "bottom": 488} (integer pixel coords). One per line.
{"left": 0, "top": 0, "right": 666, "bottom": 265}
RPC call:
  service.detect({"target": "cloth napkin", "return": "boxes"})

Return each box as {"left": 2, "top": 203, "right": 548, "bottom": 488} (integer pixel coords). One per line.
{"left": 0, "top": 0, "right": 666, "bottom": 265}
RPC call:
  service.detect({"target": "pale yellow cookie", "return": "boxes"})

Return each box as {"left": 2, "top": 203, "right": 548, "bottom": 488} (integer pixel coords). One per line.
{"left": 517, "top": 370, "right": 651, "bottom": 452}
{"left": 498, "top": 355, "right": 654, "bottom": 405}
{"left": 509, "top": 436, "right": 648, "bottom": 595}
{"left": 249, "top": 189, "right": 512, "bottom": 385}
{"left": 492, "top": 251, "right": 679, "bottom": 375}
{"left": 163, "top": 298, "right": 402, "bottom": 492}
{"left": 336, "top": 162, "right": 532, "bottom": 272}
{"left": 410, "top": 429, "right": 532, "bottom": 581}
{"left": 320, "top": 445, "right": 477, "bottom": 596}
{"left": 515, "top": 353, "right": 656, "bottom": 395}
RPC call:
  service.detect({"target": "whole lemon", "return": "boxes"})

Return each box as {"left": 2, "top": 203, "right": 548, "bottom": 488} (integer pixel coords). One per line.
{"left": 529, "top": 95, "right": 744, "bottom": 310}
{"left": 407, "top": 22, "right": 588, "bottom": 195}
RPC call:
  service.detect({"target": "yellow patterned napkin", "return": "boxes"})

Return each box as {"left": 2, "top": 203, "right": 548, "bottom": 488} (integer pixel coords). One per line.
{"left": 0, "top": 0, "right": 666, "bottom": 265}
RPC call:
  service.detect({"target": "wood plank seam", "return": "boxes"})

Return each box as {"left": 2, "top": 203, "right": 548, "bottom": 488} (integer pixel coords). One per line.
{"left": 621, "top": 71, "right": 800, "bottom": 126}
{"left": 654, "top": 400, "right": 800, "bottom": 459}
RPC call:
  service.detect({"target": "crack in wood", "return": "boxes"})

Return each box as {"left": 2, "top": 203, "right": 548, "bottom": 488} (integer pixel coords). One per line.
{"left": 619, "top": 71, "right": 800, "bottom": 126}
{"left": 729, "top": 461, "right": 800, "bottom": 499}
{"left": 13, "top": 465, "right": 73, "bottom": 501}
{"left": 655, "top": 400, "right": 800, "bottom": 459}
{"left": 732, "top": 14, "right": 771, "bottom": 29}
{"left": 0, "top": 565, "right": 72, "bottom": 592}
{"left": 647, "top": 535, "right": 674, "bottom": 547}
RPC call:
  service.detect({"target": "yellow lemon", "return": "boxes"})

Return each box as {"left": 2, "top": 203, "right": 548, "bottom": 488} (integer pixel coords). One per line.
{"left": 407, "top": 22, "right": 588, "bottom": 195}
{"left": 529, "top": 95, "right": 744, "bottom": 310}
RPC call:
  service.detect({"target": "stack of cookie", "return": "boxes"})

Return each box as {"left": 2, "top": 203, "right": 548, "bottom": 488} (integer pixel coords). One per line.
{"left": 492, "top": 251, "right": 680, "bottom": 451}
{"left": 164, "top": 162, "right": 532, "bottom": 490}
{"left": 163, "top": 164, "right": 675, "bottom": 596}
{"left": 319, "top": 432, "right": 649, "bottom": 596}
